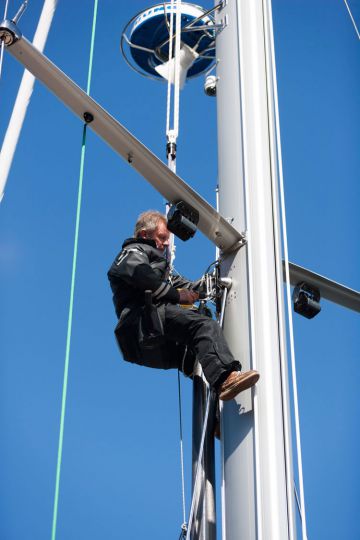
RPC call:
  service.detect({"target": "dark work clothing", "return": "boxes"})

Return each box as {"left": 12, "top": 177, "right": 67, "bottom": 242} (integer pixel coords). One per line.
{"left": 107, "top": 237, "right": 240, "bottom": 388}
{"left": 107, "top": 238, "right": 180, "bottom": 318}
{"left": 163, "top": 304, "right": 240, "bottom": 387}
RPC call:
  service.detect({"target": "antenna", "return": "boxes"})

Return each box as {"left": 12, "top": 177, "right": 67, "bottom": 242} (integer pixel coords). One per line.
{"left": 120, "top": 2, "right": 217, "bottom": 82}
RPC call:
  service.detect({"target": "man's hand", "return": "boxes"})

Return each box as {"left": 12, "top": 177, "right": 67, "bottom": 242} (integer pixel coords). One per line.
{"left": 178, "top": 289, "right": 199, "bottom": 305}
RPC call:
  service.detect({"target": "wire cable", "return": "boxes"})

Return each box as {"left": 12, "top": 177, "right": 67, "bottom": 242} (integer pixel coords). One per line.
{"left": 177, "top": 369, "right": 187, "bottom": 533}
{"left": 343, "top": 0, "right": 360, "bottom": 39}
{"left": 51, "top": 2, "right": 98, "bottom": 538}
{"left": 185, "top": 387, "right": 211, "bottom": 540}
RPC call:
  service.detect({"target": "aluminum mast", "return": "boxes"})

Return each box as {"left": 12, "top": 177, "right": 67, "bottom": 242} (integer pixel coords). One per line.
{"left": 215, "top": 0, "right": 296, "bottom": 538}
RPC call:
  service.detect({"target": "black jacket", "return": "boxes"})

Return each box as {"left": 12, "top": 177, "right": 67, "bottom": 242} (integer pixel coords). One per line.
{"left": 108, "top": 238, "right": 202, "bottom": 366}
{"left": 107, "top": 237, "right": 198, "bottom": 319}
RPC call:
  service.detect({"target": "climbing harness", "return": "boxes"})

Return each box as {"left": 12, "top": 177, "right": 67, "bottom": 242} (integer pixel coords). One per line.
{"left": 51, "top": 2, "right": 99, "bottom": 539}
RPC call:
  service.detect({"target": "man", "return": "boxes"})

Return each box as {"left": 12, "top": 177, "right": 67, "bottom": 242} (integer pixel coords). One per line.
{"left": 108, "top": 210, "right": 259, "bottom": 400}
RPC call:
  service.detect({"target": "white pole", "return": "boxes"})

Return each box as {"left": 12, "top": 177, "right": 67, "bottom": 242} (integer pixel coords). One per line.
{"left": 0, "top": 0, "right": 58, "bottom": 202}
{"left": 215, "top": 0, "right": 296, "bottom": 537}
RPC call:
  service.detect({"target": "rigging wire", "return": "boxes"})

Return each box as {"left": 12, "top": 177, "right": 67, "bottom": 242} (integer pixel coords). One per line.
{"left": 185, "top": 387, "right": 211, "bottom": 540}
{"left": 177, "top": 369, "right": 187, "bottom": 535}
{"left": 343, "top": 0, "right": 360, "bottom": 39}
{"left": 51, "top": 1, "right": 98, "bottom": 538}
{"left": 163, "top": 3, "right": 189, "bottom": 535}
{"left": 0, "top": 0, "right": 10, "bottom": 79}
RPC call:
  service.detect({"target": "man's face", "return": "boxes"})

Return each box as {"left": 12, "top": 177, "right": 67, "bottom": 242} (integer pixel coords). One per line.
{"left": 144, "top": 220, "right": 171, "bottom": 251}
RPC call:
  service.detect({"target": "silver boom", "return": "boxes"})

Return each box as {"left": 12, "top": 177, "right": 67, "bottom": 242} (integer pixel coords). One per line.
{"left": 0, "top": 20, "right": 359, "bottom": 313}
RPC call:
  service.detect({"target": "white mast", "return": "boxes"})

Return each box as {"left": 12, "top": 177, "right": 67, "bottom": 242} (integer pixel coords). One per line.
{"left": 0, "top": 0, "right": 58, "bottom": 202}
{"left": 215, "top": 0, "right": 296, "bottom": 538}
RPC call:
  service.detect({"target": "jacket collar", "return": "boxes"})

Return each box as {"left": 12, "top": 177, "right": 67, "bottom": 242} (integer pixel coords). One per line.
{"left": 122, "top": 237, "right": 157, "bottom": 250}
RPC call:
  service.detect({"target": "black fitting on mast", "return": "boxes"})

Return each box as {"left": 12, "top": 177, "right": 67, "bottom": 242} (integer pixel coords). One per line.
{"left": 166, "top": 141, "right": 177, "bottom": 161}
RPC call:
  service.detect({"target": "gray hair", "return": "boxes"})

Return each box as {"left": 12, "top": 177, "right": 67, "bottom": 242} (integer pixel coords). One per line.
{"left": 134, "top": 210, "right": 167, "bottom": 238}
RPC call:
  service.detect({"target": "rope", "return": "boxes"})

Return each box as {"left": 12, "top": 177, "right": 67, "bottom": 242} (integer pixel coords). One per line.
{"left": 0, "top": 0, "right": 10, "bottom": 79}
{"left": 51, "top": 2, "right": 98, "bottom": 538}
{"left": 343, "top": 0, "right": 360, "bottom": 39}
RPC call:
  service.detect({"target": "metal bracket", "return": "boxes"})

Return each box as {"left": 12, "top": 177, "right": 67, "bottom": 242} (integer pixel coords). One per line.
{"left": 219, "top": 14, "right": 229, "bottom": 33}
{"left": 0, "top": 19, "right": 22, "bottom": 46}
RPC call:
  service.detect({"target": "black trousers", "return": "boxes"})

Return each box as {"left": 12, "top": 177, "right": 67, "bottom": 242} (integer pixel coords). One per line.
{"left": 163, "top": 304, "right": 241, "bottom": 388}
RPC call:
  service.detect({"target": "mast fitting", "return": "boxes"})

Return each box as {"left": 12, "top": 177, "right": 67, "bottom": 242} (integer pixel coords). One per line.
{"left": 0, "top": 20, "right": 22, "bottom": 46}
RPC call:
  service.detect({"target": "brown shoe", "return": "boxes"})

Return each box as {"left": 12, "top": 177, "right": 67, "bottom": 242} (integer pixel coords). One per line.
{"left": 219, "top": 370, "right": 259, "bottom": 401}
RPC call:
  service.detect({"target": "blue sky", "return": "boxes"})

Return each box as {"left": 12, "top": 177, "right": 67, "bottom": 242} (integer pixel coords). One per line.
{"left": 0, "top": 1, "right": 359, "bottom": 539}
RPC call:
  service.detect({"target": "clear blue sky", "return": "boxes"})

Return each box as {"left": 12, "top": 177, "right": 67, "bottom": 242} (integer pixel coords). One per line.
{"left": 0, "top": 1, "right": 359, "bottom": 539}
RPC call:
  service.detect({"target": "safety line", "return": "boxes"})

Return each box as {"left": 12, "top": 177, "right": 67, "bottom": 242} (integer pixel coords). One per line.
{"left": 51, "top": 2, "right": 98, "bottom": 538}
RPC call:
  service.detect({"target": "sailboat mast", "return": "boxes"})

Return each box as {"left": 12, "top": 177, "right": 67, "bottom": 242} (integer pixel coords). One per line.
{"left": 215, "top": 0, "right": 296, "bottom": 537}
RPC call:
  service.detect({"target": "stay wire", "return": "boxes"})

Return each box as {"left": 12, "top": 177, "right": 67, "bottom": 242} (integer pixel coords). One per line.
{"left": 51, "top": 1, "right": 98, "bottom": 539}
{"left": 177, "top": 369, "right": 187, "bottom": 532}
{"left": 343, "top": 0, "right": 360, "bottom": 39}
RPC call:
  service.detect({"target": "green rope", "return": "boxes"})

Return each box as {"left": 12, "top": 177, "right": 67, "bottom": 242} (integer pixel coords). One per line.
{"left": 51, "top": 2, "right": 99, "bottom": 538}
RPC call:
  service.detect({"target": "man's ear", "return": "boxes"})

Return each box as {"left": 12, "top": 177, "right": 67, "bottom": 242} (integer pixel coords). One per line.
{"left": 139, "top": 229, "right": 147, "bottom": 239}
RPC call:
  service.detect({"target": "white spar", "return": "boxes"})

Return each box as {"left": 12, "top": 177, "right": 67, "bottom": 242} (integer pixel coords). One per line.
{"left": 0, "top": 0, "right": 58, "bottom": 203}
